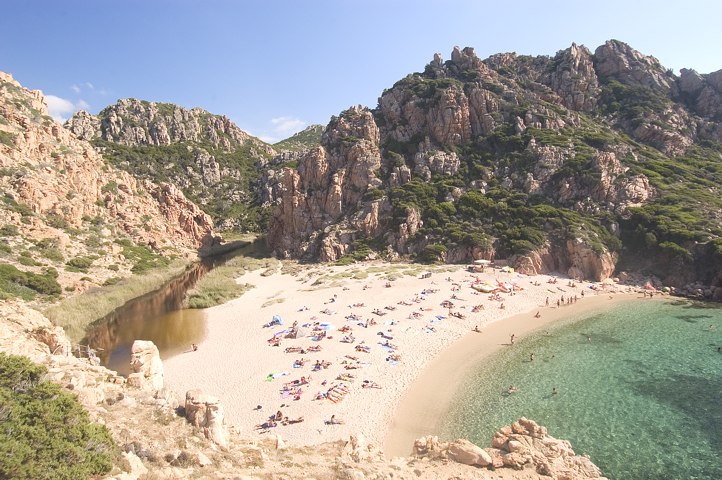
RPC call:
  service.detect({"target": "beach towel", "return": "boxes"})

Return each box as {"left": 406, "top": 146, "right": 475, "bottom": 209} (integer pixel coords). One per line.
{"left": 423, "top": 327, "right": 435, "bottom": 333}
{"left": 386, "top": 359, "right": 400, "bottom": 366}
{"left": 435, "top": 315, "right": 446, "bottom": 320}
{"left": 380, "top": 344, "right": 396, "bottom": 352}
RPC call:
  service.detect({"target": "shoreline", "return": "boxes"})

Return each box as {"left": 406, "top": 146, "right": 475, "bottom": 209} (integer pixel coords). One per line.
{"left": 383, "top": 292, "right": 639, "bottom": 456}
{"left": 163, "top": 261, "right": 640, "bottom": 449}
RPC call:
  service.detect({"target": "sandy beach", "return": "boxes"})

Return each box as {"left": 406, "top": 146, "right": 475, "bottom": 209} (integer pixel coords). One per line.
{"left": 164, "top": 261, "right": 639, "bottom": 450}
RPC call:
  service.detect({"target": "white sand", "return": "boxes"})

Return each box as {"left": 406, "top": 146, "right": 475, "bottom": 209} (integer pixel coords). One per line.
{"left": 163, "top": 261, "right": 639, "bottom": 448}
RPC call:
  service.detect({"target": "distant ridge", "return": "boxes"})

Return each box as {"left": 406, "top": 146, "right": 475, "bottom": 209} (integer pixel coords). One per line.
{"left": 66, "top": 99, "right": 275, "bottom": 231}
{"left": 274, "top": 124, "right": 324, "bottom": 152}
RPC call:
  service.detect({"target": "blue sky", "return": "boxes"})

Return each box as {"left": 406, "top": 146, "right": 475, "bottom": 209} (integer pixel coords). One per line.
{"left": 2, "top": 1, "right": 721, "bottom": 143}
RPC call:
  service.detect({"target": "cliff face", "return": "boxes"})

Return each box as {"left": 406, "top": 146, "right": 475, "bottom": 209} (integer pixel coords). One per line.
{"left": 266, "top": 41, "right": 722, "bottom": 284}
{"left": 66, "top": 99, "right": 274, "bottom": 230}
{"left": 0, "top": 72, "right": 216, "bottom": 296}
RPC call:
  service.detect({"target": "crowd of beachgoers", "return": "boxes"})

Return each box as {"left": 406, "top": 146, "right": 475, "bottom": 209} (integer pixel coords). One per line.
{"left": 164, "top": 262, "right": 635, "bottom": 448}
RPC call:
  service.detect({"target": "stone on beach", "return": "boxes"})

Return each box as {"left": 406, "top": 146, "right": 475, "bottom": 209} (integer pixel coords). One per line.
{"left": 128, "top": 340, "right": 164, "bottom": 391}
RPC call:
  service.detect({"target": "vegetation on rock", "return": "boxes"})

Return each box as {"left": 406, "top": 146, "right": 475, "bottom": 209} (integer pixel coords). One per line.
{"left": 265, "top": 41, "right": 722, "bottom": 285}
{"left": 0, "top": 353, "right": 117, "bottom": 480}
{"left": 273, "top": 124, "right": 324, "bottom": 152}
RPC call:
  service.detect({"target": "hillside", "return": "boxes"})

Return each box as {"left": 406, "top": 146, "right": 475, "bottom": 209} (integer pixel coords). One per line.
{"left": 265, "top": 40, "right": 722, "bottom": 292}
{"left": 66, "top": 100, "right": 275, "bottom": 231}
{"left": 273, "top": 124, "right": 324, "bottom": 152}
{"left": 0, "top": 72, "right": 215, "bottom": 302}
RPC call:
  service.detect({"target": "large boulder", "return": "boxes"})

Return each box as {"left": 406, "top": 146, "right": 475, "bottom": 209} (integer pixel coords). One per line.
{"left": 445, "top": 439, "right": 492, "bottom": 467}
{"left": 184, "top": 389, "right": 227, "bottom": 448}
{"left": 413, "top": 418, "right": 608, "bottom": 479}
{"left": 127, "top": 340, "right": 164, "bottom": 391}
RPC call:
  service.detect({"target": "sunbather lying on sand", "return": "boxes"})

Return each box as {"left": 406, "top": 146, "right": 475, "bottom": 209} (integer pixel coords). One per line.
{"left": 282, "top": 416, "right": 304, "bottom": 425}
{"left": 255, "top": 420, "right": 277, "bottom": 430}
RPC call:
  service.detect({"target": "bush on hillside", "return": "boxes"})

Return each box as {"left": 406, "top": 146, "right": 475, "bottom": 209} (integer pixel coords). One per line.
{"left": 0, "top": 353, "right": 118, "bottom": 479}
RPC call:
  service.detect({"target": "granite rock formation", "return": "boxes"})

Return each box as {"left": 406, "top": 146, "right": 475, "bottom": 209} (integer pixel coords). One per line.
{"left": 265, "top": 41, "right": 722, "bottom": 286}
{"left": 66, "top": 98, "right": 274, "bottom": 230}
{"left": 128, "top": 340, "right": 164, "bottom": 391}
{"left": 413, "top": 418, "right": 607, "bottom": 479}
{"left": 184, "top": 389, "right": 228, "bottom": 448}
{"left": 0, "top": 71, "right": 216, "bottom": 294}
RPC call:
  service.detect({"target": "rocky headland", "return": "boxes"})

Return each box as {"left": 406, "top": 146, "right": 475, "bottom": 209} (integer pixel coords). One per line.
{"left": 261, "top": 41, "right": 722, "bottom": 298}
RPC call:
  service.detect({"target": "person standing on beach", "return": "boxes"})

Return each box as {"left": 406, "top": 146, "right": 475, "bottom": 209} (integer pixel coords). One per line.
{"left": 510, "top": 334, "right": 515, "bottom": 345}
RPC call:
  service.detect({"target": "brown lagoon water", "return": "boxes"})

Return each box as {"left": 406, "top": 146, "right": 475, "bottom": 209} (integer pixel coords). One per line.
{"left": 83, "top": 262, "right": 209, "bottom": 375}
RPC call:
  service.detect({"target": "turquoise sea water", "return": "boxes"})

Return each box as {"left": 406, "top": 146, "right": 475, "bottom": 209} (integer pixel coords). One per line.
{"left": 441, "top": 299, "right": 722, "bottom": 480}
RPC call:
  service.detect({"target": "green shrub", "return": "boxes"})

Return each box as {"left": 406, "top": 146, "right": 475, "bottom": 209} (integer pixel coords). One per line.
{"left": 417, "top": 243, "right": 447, "bottom": 263}
{"left": 0, "top": 353, "right": 118, "bottom": 480}
{"left": 17, "top": 255, "right": 40, "bottom": 267}
{"left": 0, "top": 263, "right": 61, "bottom": 299}
{"left": 36, "top": 241, "right": 64, "bottom": 262}
{"left": 65, "top": 256, "right": 95, "bottom": 272}
{"left": 0, "top": 224, "right": 19, "bottom": 236}
{"left": 100, "top": 181, "right": 119, "bottom": 195}
{"left": 0, "top": 130, "right": 16, "bottom": 146}
{"left": 102, "top": 276, "right": 122, "bottom": 286}
{"left": 1, "top": 194, "right": 34, "bottom": 217}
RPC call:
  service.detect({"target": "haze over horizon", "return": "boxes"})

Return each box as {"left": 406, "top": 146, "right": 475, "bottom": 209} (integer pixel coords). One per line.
{"left": 2, "top": 0, "right": 721, "bottom": 143}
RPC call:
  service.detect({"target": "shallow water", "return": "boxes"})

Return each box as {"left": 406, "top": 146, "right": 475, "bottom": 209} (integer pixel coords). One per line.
{"left": 441, "top": 299, "right": 722, "bottom": 480}
{"left": 83, "top": 261, "right": 211, "bottom": 375}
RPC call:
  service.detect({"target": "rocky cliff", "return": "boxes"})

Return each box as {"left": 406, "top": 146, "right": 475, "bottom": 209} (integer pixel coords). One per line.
{"left": 266, "top": 41, "right": 722, "bottom": 285}
{"left": 0, "top": 299, "right": 607, "bottom": 479}
{"left": 66, "top": 99, "right": 274, "bottom": 230}
{"left": 0, "top": 72, "right": 216, "bottom": 298}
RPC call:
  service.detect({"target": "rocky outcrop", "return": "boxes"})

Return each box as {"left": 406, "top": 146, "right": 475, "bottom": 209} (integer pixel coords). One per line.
{"left": 67, "top": 99, "right": 267, "bottom": 152}
{"left": 679, "top": 68, "right": 722, "bottom": 118}
{"left": 413, "top": 418, "right": 606, "bottom": 479}
{"left": 546, "top": 43, "right": 600, "bottom": 112}
{"left": 66, "top": 98, "right": 274, "bottom": 230}
{"left": 594, "top": 40, "right": 676, "bottom": 93}
{"left": 266, "top": 106, "right": 383, "bottom": 260}
{"left": 515, "top": 239, "right": 617, "bottom": 281}
{"left": 184, "top": 389, "right": 228, "bottom": 448}
{"left": 128, "top": 340, "right": 164, "bottom": 391}
{"left": 0, "top": 71, "right": 216, "bottom": 294}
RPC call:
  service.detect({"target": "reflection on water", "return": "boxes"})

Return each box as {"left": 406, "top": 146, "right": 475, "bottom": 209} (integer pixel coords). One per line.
{"left": 83, "top": 261, "right": 210, "bottom": 375}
